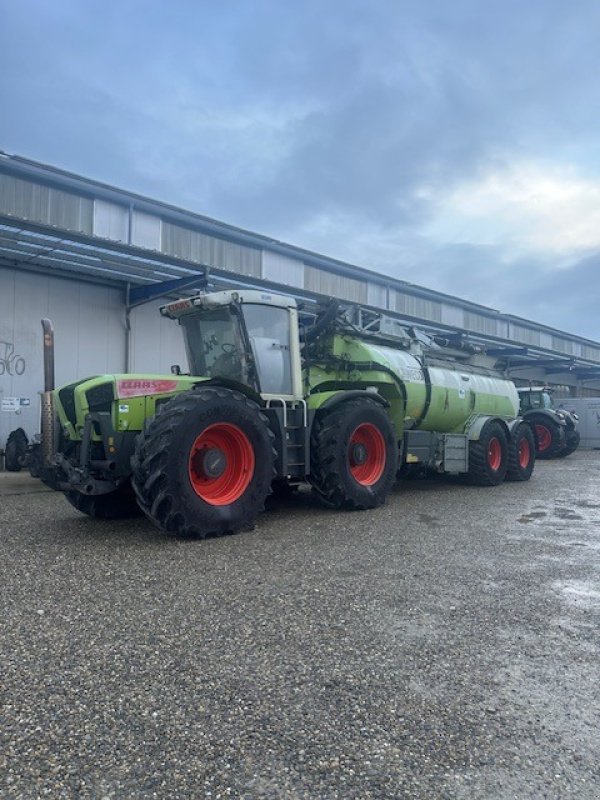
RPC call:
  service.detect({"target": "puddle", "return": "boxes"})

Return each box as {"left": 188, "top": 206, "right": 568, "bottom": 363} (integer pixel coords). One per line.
{"left": 553, "top": 507, "right": 584, "bottom": 521}
{"left": 518, "top": 511, "right": 547, "bottom": 524}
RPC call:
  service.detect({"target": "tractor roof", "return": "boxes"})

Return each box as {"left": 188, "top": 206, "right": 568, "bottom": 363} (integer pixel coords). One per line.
{"left": 161, "top": 289, "right": 297, "bottom": 319}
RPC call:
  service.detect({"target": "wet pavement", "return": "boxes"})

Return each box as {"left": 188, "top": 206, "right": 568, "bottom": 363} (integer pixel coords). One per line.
{"left": 1, "top": 452, "right": 599, "bottom": 799}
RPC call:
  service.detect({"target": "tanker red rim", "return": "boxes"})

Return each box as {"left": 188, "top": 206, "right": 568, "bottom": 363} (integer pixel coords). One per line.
{"left": 188, "top": 423, "right": 255, "bottom": 506}
{"left": 487, "top": 437, "right": 502, "bottom": 471}
{"left": 518, "top": 437, "right": 531, "bottom": 469}
{"left": 535, "top": 424, "right": 552, "bottom": 452}
{"left": 348, "top": 423, "right": 386, "bottom": 486}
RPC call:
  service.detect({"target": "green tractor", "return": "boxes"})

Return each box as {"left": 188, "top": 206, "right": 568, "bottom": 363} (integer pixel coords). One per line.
{"left": 517, "top": 386, "right": 580, "bottom": 459}
{"left": 37, "top": 289, "right": 535, "bottom": 537}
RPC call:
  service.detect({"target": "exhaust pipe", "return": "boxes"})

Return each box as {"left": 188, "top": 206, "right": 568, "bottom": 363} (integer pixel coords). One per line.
{"left": 40, "top": 319, "right": 56, "bottom": 465}
{"left": 42, "top": 319, "right": 55, "bottom": 392}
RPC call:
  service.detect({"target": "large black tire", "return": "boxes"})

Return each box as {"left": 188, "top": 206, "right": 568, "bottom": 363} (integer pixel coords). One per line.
{"left": 131, "top": 387, "right": 275, "bottom": 538}
{"left": 310, "top": 398, "right": 398, "bottom": 510}
{"left": 468, "top": 420, "right": 508, "bottom": 486}
{"left": 528, "top": 414, "right": 563, "bottom": 459}
{"left": 557, "top": 429, "right": 580, "bottom": 458}
{"left": 506, "top": 423, "right": 536, "bottom": 482}
{"left": 4, "top": 428, "right": 28, "bottom": 472}
{"left": 64, "top": 483, "right": 142, "bottom": 519}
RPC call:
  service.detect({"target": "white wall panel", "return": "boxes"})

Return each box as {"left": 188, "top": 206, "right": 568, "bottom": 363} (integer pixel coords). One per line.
{"left": 552, "top": 398, "right": 600, "bottom": 448}
{"left": 0, "top": 267, "right": 125, "bottom": 447}
{"left": 262, "top": 250, "right": 304, "bottom": 288}
{"left": 128, "top": 301, "right": 188, "bottom": 374}
{"left": 132, "top": 210, "right": 161, "bottom": 250}
{"left": 367, "top": 282, "right": 387, "bottom": 309}
{"left": 93, "top": 199, "right": 128, "bottom": 242}
{"left": 441, "top": 304, "right": 464, "bottom": 327}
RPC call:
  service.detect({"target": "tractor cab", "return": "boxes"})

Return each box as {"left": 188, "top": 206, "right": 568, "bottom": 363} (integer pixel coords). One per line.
{"left": 161, "top": 290, "right": 303, "bottom": 401}
{"left": 518, "top": 387, "right": 554, "bottom": 412}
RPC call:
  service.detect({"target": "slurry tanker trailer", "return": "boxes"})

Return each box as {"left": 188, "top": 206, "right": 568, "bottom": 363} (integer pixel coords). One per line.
{"left": 36, "top": 290, "right": 535, "bottom": 537}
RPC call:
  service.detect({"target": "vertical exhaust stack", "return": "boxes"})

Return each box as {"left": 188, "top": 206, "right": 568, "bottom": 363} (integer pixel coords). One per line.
{"left": 40, "top": 319, "right": 56, "bottom": 465}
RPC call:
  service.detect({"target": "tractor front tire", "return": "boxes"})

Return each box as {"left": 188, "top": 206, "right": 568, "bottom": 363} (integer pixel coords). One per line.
{"left": 131, "top": 388, "right": 275, "bottom": 538}
{"left": 64, "top": 483, "right": 141, "bottom": 519}
{"left": 506, "top": 423, "right": 535, "bottom": 482}
{"left": 310, "top": 398, "right": 398, "bottom": 510}
{"left": 557, "top": 429, "right": 580, "bottom": 458}
{"left": 468, "top": 421, "right": 508, "bottom": 486}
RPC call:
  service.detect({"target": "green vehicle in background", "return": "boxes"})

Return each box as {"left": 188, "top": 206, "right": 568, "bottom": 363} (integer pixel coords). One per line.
{"left": 517, "top": 386, "right": 580, "bottom": 459}
{"left": 37, "top": 289, "right": 535, "bottom": 537}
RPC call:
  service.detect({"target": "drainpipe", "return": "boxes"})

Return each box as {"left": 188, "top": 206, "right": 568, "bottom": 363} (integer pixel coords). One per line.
{"left": 125, "top": 283, "right": 132, "bottom": 373}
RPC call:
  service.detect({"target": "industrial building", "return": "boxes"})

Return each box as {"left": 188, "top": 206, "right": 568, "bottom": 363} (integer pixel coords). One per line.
{"left": 1, "top": 151, "right": 600, "bottom": 449}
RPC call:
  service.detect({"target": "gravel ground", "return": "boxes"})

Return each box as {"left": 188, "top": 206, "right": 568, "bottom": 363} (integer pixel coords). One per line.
{"left": 1, "top": 452, "right": 599, "bottom": 799}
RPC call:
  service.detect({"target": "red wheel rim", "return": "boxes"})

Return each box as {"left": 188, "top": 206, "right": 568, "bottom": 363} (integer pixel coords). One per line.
{"left": 518, "top": 437, "right": 531, "bottom": 468}
{"left": 487, "top": 437, "right": 502, "bottom": 471}
{"left": 348, "top": 423, "right": 386, "bottom": 486}
{"left": 535, "top": 424, "right": 552, "bottom": 452}
{"left": 188, "top": 423, "right": 255, "bottom": 506}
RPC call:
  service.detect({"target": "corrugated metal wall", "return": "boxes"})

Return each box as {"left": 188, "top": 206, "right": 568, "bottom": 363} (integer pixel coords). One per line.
{"left": 304, "top": 265, "right": 367, "bottom": 303}
{"left": 464, "top": 311, "right": 500, "bottom": 336}
{"left": 0, "top": 174, "right": 93, "bottom": 233}
{"left": 162, "top": 222, "right": 261, "bottom": 276}
{"left": 392, "top": 290, "right": 442, "bottom": 322}
{"left": 262, "top": 250, "right": 305, "bottom": 286}
{"left": 510, "top": 324, "right": 542, "bottom": 346}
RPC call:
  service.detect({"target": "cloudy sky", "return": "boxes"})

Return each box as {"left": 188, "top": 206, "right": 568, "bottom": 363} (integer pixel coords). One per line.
{"left": 1, "top": 0, "right": 600, "bottom": 339}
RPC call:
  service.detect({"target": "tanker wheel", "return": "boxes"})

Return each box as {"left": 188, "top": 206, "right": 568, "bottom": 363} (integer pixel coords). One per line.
{"left": 529, "top": 415, "right": 563, "bottom": 459}
{"left": 131, "top": 387, "right": 275, "bottom": 538}
{"left": 64, "top": 482, "right": 142, "bottom": 519}
{"left": 310, "top": 398, "right": 398, "bottom": 510}
{"left": 506, "top": 423, "right": 535, "bottom": 482}
{"left": 557, "top": 429, "right": 580, "bottom": 458}
{"left": 5, "top": 428, "right": 28, "bottom": 472}
{"left": 468, "top": 421, "right": 508, "bottom": 486}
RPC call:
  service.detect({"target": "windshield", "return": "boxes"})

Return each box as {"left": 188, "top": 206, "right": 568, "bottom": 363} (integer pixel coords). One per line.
{"left": 180, "top": 307, "right": 254, "bottom": 386}
{"left": 523, "top": 390, "right": 553, "bottom": 410}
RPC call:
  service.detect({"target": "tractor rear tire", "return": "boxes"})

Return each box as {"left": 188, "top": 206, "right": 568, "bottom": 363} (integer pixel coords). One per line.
{"left": 529, "top": 415, "right": 563, "bottom": 459}
{"left": 64, "top": 483, "right": 141, "bottom": 519}
{"left": 506, "top": 423, "right": 535, "bottom": 481}
{"left": 5, "top": 428, "right": 28, "bottom": 472}
{"left": 131, "top": 387, "right": 275, "bottom": 538}
{"left": 468, "top": 421, "right": 508, "bottom": 486}
{"left": 310, "top": 398, "right": 398, "bottom": 510}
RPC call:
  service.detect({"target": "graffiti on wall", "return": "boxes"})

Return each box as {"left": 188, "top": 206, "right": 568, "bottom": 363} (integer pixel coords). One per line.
{"left": 0, "top": 341, "right": 26, "bottom": 375}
